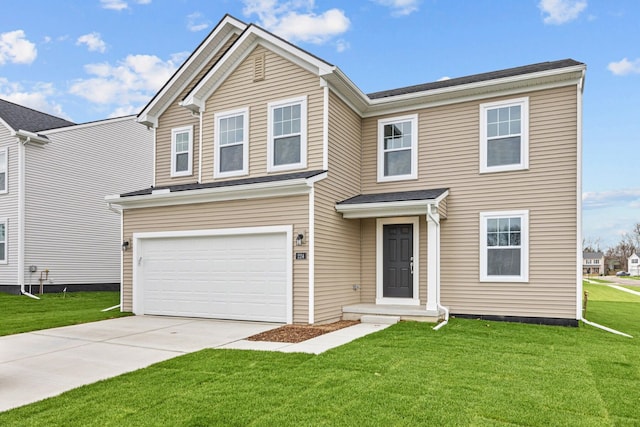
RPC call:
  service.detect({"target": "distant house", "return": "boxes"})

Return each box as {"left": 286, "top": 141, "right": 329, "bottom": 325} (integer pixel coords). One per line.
{"left": 582, "top": 251, "right": 604, "bottom": 276}
{"left": 629, "top": 253, "right": 640, "bottom": 276}
{"left": 605, "top": 256, "right": 622, "bottom": 275}
{"left": 0, "top": 98, "right": 153, "bottom": 295}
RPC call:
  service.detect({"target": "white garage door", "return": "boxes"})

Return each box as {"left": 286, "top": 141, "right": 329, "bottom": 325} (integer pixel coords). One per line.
{"left": 135, "top": 230, "right": 290, "bottom": 323}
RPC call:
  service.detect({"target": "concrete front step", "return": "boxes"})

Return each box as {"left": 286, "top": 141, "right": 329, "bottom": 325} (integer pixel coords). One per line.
{"left": 360, "top": 315, "right": 400, "bottom": 325}
{"left": 343, "top": 304, "right": 442, "bottom": 323}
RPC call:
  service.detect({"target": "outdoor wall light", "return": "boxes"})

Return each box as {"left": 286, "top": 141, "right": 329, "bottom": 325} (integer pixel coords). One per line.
{"left": 122, "top": 240, "right": 130, "bottom": 251}
{"left": 296, "top": 233, "right": 304, "bottom": 246}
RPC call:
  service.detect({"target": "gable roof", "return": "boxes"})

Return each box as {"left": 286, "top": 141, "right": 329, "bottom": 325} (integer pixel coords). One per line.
{"left": 0, "top": 97, "right": 75, "bottom": 133}
{"left": 583, "top": 251, "right": 604, "bottom": 259}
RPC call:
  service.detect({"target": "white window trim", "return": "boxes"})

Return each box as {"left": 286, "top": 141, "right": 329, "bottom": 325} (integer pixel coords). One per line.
{"left": 0, "top": 147, "right": 7, "bottom": 194}
{"left": 479, "top": 97, "right": 529, "bottom": 174}
{"left": 0, "top": 218, "right": 7, "bottom": 264}
{"left": 170, "top": 125, "right": 193, "bottom": 177}
{"left": 375, "top": 217, "right": 420, "bottom": 306}
{"left": 480, "top": 210, "right": 529, "bottom": 282}
{"left": 214, "top": 107, "right": 249, "bottom": 179}
{"left": 267, "top": 96, "right": 307, "bottom": 173}
{"left": 377, "top": 114, "right": 418, "bottom": 182}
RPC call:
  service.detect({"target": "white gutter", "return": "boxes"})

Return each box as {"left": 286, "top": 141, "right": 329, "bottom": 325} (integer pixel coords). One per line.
{"left": 198, "top": 110, "right": 203, "bottom": 183}
{"left": 427, "top": 208, "right": 449, "bottom": 330}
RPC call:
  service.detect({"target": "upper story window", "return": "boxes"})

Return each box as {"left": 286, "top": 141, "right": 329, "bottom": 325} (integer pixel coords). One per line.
{"left": 632, "top": 259, "right": 639, "bottom": 264}
{"left": 214, "top": 108, "right": 249, "bottom": 178}
{"left": 480, "top": 210, "right": 529, "bottom": 282}
{"left": 171, "top": 125, "right": 193, "bottom": 177}
{"left": 267, "top": 96, "right": 307, "bottom": 172}
{"left": 377, "top": 114, "right": 418, "bottom": 182}
{"left": 0, "top": 148, "right": 6, "bottom": 194}
{"left": 0, "top": 219, "right": 6, "bottom": 263}
{"left": 480, "top": 97, "right": 529, "bottom": 173}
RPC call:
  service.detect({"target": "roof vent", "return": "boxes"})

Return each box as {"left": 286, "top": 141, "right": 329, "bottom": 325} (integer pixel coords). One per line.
{"left": 253, "top": 53, "right": 265, "bottom": 82}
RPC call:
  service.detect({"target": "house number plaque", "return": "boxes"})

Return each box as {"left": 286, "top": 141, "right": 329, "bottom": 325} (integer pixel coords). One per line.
{"left": 295, "top": 252, "right": 307, "bottom": 260}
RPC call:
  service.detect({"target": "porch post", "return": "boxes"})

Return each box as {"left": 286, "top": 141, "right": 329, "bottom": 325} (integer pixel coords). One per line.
{"left": 426, "top": 208, "right": 440, "bottom": 312}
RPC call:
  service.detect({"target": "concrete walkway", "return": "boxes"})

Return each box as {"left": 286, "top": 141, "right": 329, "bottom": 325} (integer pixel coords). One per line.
{"left": 0, "top": 316, "right": 389, "bottom": 412}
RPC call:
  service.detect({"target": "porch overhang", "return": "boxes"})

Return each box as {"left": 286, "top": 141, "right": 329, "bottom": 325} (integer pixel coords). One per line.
{"left": 335, "top": 188, "right": 448, "bottom": 219}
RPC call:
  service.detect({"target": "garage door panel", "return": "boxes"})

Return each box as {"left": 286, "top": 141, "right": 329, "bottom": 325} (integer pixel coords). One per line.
{"left": 137, "top": 232, "right": 289, "bottom": 322}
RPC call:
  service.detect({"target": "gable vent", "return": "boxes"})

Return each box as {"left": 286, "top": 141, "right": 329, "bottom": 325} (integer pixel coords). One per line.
{"left": 253, "top": 53, "right": 265, "bottom": 82}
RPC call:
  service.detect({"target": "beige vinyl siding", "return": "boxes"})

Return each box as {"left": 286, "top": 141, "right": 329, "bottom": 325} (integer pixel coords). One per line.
{"left": 0, "top": 128, "right": 18, "bottom": 287}
{"left": 155, "top": 34, "right": 239, "bottom": 187}
{"left": 24, "top": 118, "right": 152, "bottom": 287}
{"left": 201, "top": 45, "right": 324, "bottom": 182}
{"left": 361, "top": 85, "right": 578, "bottom": 319}
{"left": 312, "top": 91, "right": 361, "bottom": 323}
{"left": 122, "top": 195, "right": 310, "bottom": 323}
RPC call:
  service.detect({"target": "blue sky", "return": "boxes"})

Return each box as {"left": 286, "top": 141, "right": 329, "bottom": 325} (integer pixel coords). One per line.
{"left": 0, "top": 0, "right": 638, "bottom": 248}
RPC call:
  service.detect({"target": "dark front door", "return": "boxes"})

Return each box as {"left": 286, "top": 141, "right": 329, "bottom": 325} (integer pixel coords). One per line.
{"left": 383, "top": 224, "right": 413, "bottom": 298}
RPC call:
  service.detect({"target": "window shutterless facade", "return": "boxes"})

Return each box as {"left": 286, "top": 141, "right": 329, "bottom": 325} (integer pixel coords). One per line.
{"left": 0, "top": 219, "right": 6, "bottom": 263}
{"left": 480, "top": 210, "right": 529, "bottom": 282}
{"left": 480, "top": 97, "right": 529, "bottom": 173}
{"left": 377, "top": 114, "right": 418, "bottom": 182}
{"left": 267, "top": 96, "right": 307, "bottom": 172}
{"left": 214, "top": 108, "right": 249, "bottom": 178}
{"left": 171, "top": 125, "right": 193, "bottom": 177}
{"left": 0, "top": 147, "right": 7, "bottom": 194}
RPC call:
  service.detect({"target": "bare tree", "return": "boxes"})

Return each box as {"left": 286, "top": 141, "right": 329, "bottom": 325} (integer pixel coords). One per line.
{"left": 582, "top": 236, "right": 602, "bottom": 253}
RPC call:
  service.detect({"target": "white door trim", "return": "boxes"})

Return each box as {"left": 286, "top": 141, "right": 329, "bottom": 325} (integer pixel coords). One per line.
{"left": 132, "top": 225, "right": 293, "bottom": 323}
{"left": 376, "top": 217, "right": 420, "bottom": 306}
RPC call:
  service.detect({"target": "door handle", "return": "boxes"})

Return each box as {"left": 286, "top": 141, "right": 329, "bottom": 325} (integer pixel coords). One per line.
{"left": 410, "top": 256, "right": 414, "bottom": 275}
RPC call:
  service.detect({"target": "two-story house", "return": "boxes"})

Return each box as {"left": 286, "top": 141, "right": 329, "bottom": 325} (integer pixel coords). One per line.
{"left": 107, "top": 15, "right": 585, "bottom": 326}
{"left": 583, "top": 251, "right": 604, "bottom": 276}
{"left": 0, "top": 99, "right": 153, "bottom": 295}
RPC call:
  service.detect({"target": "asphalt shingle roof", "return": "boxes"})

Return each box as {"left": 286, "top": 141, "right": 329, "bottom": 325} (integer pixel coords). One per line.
{"left": 367, "top": 59, "right": 584, "bottom": 100}
{"left": 0, "top": 98, "right": 75, "bottom": 133}
{"left": 337, "top": 188, "right": 449, "bottom": 205}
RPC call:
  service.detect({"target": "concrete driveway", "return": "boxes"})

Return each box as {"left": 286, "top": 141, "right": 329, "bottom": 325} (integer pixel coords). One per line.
{"left": 0, "top": 316, "right": 279, "bottom": 412}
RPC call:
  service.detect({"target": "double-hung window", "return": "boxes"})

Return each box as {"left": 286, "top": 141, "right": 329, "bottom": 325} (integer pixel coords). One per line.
{"left": 267, "top": 96, "right": 307, "bottom": 172}
{"left": 0, "top": 148, "right": 7, "bottom": 194}
{"left": 377, "top": 114, "right": 418, "bottom": 182}
{"left": 480, "top": 97, "right": 528, "bottom": 173}
{"left": 0, "top": 219, "right": 6, "bottom": 263}
{"left": 480, "top": 210, "right": 529, "bottom": 282}
{"left": 214, "top": 108, "right": 248, "bottom": 178}
{"left": 171, "top": 126, "right": 193, "bottom": 177}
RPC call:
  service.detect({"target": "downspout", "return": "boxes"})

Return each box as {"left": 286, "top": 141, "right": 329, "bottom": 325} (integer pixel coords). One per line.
{"left": 198, "top": 111, "right": 203, "bottom": 183}
{"left": 17, "top": 137, "right": 38, "bottom": 299}
{"left": 427, "top": 207, "right": 448, "bottom": 330}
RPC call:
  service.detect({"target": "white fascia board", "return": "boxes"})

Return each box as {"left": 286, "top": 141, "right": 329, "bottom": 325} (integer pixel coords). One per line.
{"left": 336, "top": 199, "right": 436, "bottom": 219}
{"left": 106, "top": 173, "right": 327, "bottom": 210}
{"left": 0, "top": 117, "right": 14, "bottom": 134}
{"left": 12, "top": 130, "right": 49, "bottom": 146}
{"left": 182, "top": 26, "right": 335, "bottom": 111}
{"left": 138, "top": 16, "right": 246, "bottom": 126}
{"left": 362, "top": 67, "right": 585, "bottom": 117}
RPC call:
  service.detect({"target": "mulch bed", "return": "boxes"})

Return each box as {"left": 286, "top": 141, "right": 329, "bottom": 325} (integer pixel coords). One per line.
{"left": 247, "top": 320, "right": 359, "bottom": 343}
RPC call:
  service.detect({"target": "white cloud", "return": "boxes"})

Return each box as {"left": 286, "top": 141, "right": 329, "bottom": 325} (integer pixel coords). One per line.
{"left": 608, "top": 58, "right": 640, "bottom": 76}
{"left": 372, "top": 0, "right": 420, "bottom": 17}
{"left": 77, "top": 32, "right": 107, "bottom": 53}
{"left": 335, "top": 39, "right": 349, "bottom": 53}
{"left": 69, "top": 53, "right": 181, "bottom": 114}
{"left": 0, "top": 78, "right": 68, "bottom": 119}
{"left": 539, "top": 0, "right": 587, "bottom": 25}
{"left": 0, "top": 30, "right": 37, "bottom": 65}
{"left": 242, "top": 0, "right": 350, "bottom": 46}
{"left": 100, "top": 0, "right": 150, "bottom": 10}
{"left": 437, "top": 76, "right": 450, "bottom": 82}
{"left": 187, "top": 12, "right": 210, "bottom": 32}
{"left": 582, "top": 188, "right": 640, "bottom": 210}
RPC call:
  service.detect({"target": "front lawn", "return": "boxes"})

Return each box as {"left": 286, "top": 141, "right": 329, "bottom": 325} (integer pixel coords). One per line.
{"left": 0, "top": 291, "right": 130, "bottom": 336}
{"left": 1, "top": 285, "right": 638, "bottom": 425}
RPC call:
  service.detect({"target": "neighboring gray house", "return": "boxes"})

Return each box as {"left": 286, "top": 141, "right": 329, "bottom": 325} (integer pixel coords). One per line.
{"left": 0, "top": 98, "right": 152, "bottom": 295}
{"left": 582, "top": 251, "right": 604, "bottom": 276}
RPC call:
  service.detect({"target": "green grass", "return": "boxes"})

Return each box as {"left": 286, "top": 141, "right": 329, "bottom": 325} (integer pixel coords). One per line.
{"left": 583, "top": 277, "right": 611, "bottom": 284}
{"left": 0, "top": 291, "right": 130, "bottom": 336}
{"left": 1, "top": 286, "right": 639, "bottom": 426}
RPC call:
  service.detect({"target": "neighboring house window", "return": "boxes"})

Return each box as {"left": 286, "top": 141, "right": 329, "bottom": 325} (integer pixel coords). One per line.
{"left": 480, "top": 210, "right": 529, "bottom": 282}
{"left": 632, "top": 259, "right": 639, "bottom": 264}
{"left": 267, "top": 96, "right": 307, "bottom": 172}
{"left": 0, "top": 220, "right": 6, "bottom": 263}
{"left": 0, "top": 148, "right": 7, "bottom": 194}
{"left": 171, "top": 126, "right": 193, "bottom": 177}
{"left": 480, "top": 97, "right": 529, "bottom": 173}
{"left": 214, "top": 108, "right": 249, "bottom": 178}
{"left": 377, "top": 114, "right": 418, "bottom": 182}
